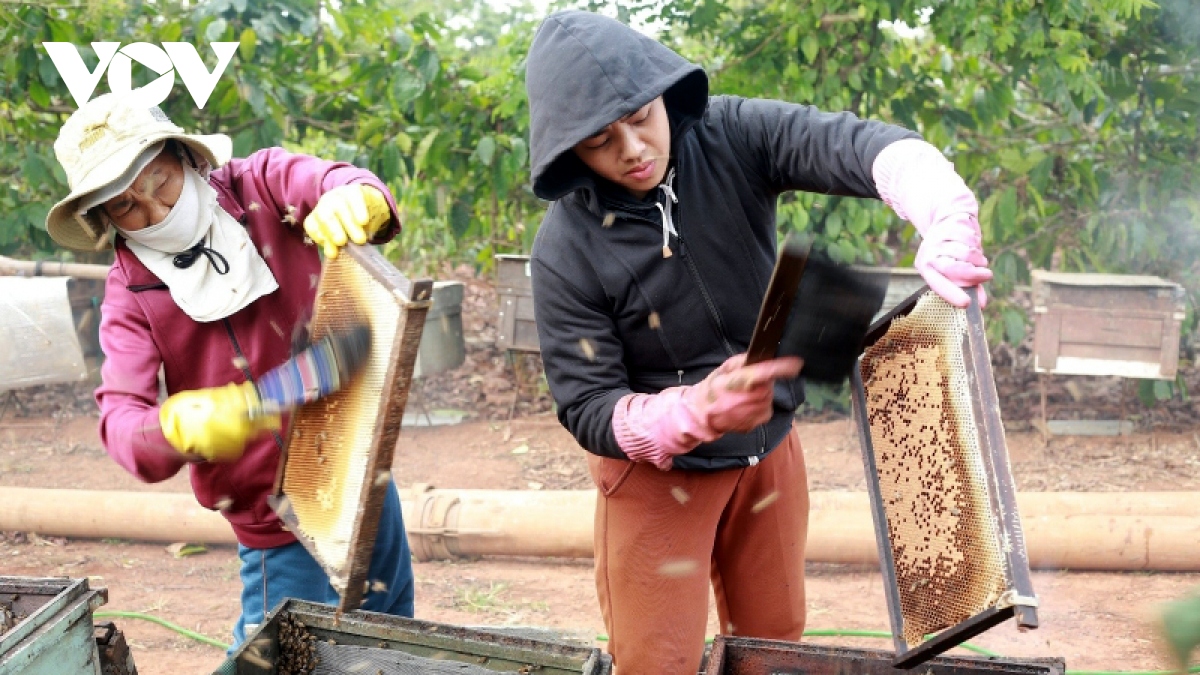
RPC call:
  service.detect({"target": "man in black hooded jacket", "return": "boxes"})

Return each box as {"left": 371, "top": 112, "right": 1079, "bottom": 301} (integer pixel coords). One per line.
{"left": 525, "top": 10, "right": 993, "bottom": 673}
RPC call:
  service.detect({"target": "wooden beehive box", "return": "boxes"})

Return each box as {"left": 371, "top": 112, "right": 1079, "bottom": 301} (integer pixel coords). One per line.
{"left": 495, "top": 254, "right": 540, "bottom": 353}
{"left": 1031, "top": 271, "right": 1186, "bottom": 379}
{"left": 0, "top": 577, "right": 107, "bottom": 675}
{"left": 217, "top": 598, "right": 611, "bottom": 674}
{"left": 704, "top": 637, "right": 1065, "bottom": 675}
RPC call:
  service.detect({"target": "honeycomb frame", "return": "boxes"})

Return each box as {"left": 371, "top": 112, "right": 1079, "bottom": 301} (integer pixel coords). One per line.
{"left": 851, "top": 286, "right": 1037, "bottom": 669}
{"left": 269, "top": 244, "right": 432, "bottom": 614}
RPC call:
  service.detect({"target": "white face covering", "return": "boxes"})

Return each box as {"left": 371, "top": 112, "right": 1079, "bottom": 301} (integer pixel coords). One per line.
{"left": 119, "top": 165, "right": 279, "bottom": 322}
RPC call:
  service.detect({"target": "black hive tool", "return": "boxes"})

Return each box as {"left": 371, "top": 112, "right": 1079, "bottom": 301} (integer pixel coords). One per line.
{"left": 251, "top": 323, "right": 373, "bottom": 415}
{"left": 745, "top": 235, "right": 888, "bottom": 383}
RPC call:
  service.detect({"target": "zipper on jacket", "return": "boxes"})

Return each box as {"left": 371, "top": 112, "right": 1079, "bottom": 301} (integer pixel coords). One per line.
{"left": 609, "top": 198, "right": 768, "bottom": 452}
{"left": 678, "top": 214, "right": 769, "bottom": 454}
{"left": 222, "top": 319, "right": 287, "bottom": 453}
{"left": 596, "top": 204, "right": 690, "bottom": 380}
{"left": 677, "top": 234, "right": 737, "bottom": 359}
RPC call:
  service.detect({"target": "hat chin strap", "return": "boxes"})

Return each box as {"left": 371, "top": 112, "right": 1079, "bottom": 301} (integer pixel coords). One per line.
{"left": 72, "top": 209, "right": 111, "bottom": 249}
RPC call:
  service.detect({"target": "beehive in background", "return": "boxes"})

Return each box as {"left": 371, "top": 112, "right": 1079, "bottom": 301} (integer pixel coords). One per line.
{"left": 851, "top": 288, "right": 1038, "bottom": 669}
{"left": 495, "top": 254, "right": 539, "bottom": 353}
{"left": 1031, "top": 270, "right": 1185, "bottom": 379}
{"left": 271, "top": 246, "right": 432, "bottom": 614}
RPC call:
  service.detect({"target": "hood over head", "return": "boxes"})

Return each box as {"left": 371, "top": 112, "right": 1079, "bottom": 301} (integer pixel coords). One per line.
{"left": 525, "top": 10, "right": 708, "bottom": 201}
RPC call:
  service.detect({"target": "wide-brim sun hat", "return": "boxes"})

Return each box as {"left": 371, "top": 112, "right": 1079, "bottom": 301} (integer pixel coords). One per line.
{"left": 46, "top": 92, "right": 233, "bottom": 251}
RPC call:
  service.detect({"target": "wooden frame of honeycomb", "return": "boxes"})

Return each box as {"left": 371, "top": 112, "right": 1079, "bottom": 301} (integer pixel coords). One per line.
{"left": 851, "top": 286, "right": 1038, "bottom": 669}
{"left": 268, "top": 245, "right": 432, "bottom": 614}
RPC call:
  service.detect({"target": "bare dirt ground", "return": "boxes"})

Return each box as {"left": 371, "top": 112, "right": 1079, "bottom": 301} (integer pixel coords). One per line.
{"left": 2, "top": 267, "right": 1199, "bottom": 674}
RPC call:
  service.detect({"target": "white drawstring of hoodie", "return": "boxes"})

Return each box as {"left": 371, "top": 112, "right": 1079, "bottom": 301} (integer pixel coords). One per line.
{"left": 655, "top": 167, "right": 679, "bottom": 258}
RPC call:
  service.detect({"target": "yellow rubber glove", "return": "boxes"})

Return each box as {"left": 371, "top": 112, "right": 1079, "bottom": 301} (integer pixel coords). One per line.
{"left": 303, "top": 184, "right": 392, "bottom": 259}
{"left": 159, "top": 382, "right": 280, "bottom": 462}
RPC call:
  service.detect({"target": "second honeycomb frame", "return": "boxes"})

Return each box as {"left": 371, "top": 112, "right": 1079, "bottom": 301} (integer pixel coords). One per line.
{"left": 269, "top": 245, "right": 433, "bottom": 615}
{"left": 850, "top": 286, "right": 1038, "bottom": 669}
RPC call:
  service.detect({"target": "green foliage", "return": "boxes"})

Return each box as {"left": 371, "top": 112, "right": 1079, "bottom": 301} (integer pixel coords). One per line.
{"left": 0, "top": 0, "right": 544, "bottom": 273}
{"left": 654, "top": 0, "right": 1199, "bottom": 359}
{"left": 1137, "top": 370, "right": 1190, "bottom": 407}
{"left": 3, "top": 0, "right": 1198, "bottom": 387}
{"left": 1161, "top": 589, "right": 1200, "bottom": 670}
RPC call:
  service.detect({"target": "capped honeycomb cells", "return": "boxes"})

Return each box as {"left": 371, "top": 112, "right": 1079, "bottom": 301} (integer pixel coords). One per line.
{"left": 860, "top": 293, "right": 1008, "bottom": 645}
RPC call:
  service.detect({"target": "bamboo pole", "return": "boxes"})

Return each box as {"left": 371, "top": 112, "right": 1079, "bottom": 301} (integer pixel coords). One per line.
{"left": 0, "top": 487, "right": 235, "bottom": 544}
{"left": 0, "top": 255, "right": 109, "bottom": 280}
{"left": 2, "top": 486, "right": 1198, "bottom": 571}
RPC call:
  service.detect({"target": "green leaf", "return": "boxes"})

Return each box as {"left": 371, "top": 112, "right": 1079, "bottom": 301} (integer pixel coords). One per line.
{"left": 414, "top": 129, "right": 439, "bottom": 174}
{"left": 1154, "top": 379, "right": 1174, "bottom": 401}
{"left": 825, "top": 211, "right": 843, "bottom": 238}
{"left": 510, "top": 138, "right": 528, "bottom": 168}
{"left": 258, "top": 117, "right": 283, "bottom": 148}
{"left": 334, "top": 142, "right": 358, "bottom": 164}
{"left": 829, "top": 239, "right": 857, "bottom": 265}
{"left": 22, "top": 203, "right": 50, "bottom": 233}
{"left": 378, "top": 143, "right": 401, "bottom": 182}
{"left": 391, "top": 67, "right": 425, "bottom": 105}
{"left": 1002, "top": 307, "right": 1026, "bottom": 345}
{"left": 996, "top": 188, "right": 1018, "bottom": 239}
{"left": 450, "top": 200, "right": 471, "bottom": 238}
{"left": 416, "top": 49, "right": 440, "bottom": 84}
{"left": 1156, "top": 588, "right": 1200, "bottom": 662}
{"left": 979, "top": 191, "right": 1000, "bottom": 241}
{"left": 1137, "top": 380, "right": 1159, "bottom": 408}
{"left": 239, "top": 28, "right": 257, "bottom": 62}
{"left": 847, "top": 208, "right": 871, "bottom": 236}
{"left": 472, "top": 136, "right": 496, "bottom": 166}
{"left": 1026, "top": 184, "right": 1046, "bottom": 217}
{"left": 47, "top": 19, "right": 76, "bottom": 43}
{"left": 392, "top": 28, "right": 413, "bottom": 54}
{"left": 23, "top": 155, "right": 50, "bottom": 188}
{"left": 999, "top": 149, "right": 1047, "bottom": 176}
{"left": 165, "top": 542, "right": 208, "bottom": 558}
{"left": 394, "top": 132, "right": 413, "bottom": 155}
{"left": 801, "top": 34, "right": 819, "bottom": 63}
{"left": 29, "top": 80, "right": 50, "bottom": 108}
{"left": 159, "top": 22, "right": 183, "bottom": 43}
{"left": 38, "top": 54, "right": 59, "bottom": 88}
{"left": 232, "top": 128, "right": 257, "bottom": 158}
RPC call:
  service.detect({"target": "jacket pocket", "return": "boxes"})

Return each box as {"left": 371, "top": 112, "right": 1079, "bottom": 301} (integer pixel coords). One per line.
{"left": 587, "top": 453, "right": 636, "bottom": 497}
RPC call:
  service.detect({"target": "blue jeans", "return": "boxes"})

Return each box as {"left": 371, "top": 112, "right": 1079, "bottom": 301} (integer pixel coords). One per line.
{"left": 230, "top": 480, "right": 415, "bottom": 651}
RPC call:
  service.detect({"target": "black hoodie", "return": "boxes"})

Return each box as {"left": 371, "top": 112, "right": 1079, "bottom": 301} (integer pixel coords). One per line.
{"left": 525, "top": 10, "right": 918, "bottom": 470}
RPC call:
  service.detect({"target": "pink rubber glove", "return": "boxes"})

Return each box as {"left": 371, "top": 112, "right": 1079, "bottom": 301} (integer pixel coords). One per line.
{"left": 873, "top": 139, "right": 993, "bottom": 308}
{"left": 612, "top": 354, "right": 803, "bottom": 470}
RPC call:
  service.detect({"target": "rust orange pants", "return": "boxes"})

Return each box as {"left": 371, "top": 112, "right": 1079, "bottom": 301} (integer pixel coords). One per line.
{"left": 588, "top": 427, "right": 809, "bottom": 675}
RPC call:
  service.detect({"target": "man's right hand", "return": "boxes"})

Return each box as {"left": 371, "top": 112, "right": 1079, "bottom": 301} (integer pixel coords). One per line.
{"left": 682, "top": 353, "right": 804, "bottom": 435}
{"left": 613, "top": 353, "right": 803, "bottom": 470}
{"left": 159, "top": 382, "right": 280, "bottom": 462}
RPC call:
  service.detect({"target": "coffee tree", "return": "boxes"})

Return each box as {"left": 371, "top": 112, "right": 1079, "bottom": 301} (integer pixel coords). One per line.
{"left": 2, "top": 0, "right": 1197, "bottom": 349}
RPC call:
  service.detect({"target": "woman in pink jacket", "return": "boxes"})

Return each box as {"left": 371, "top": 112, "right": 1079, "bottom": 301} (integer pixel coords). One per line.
{"left": 45, "top": 93, "right": 414, "bottom": 650}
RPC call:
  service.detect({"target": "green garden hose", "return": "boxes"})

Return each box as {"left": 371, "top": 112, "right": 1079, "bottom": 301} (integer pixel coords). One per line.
{"left": 93, "top": 610, "right": 231, "bottom": 650}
